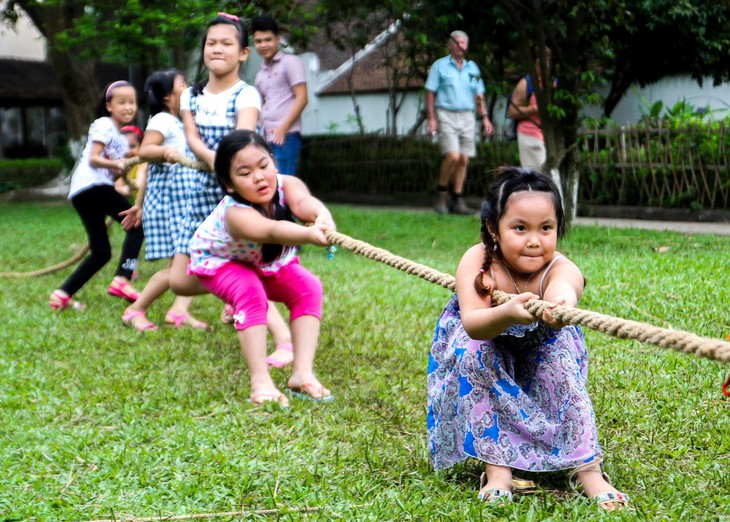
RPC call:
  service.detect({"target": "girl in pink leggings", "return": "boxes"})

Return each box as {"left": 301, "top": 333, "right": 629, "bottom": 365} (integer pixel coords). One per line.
{"left": 188, "top": 130, "right": 334, "bottom": 406}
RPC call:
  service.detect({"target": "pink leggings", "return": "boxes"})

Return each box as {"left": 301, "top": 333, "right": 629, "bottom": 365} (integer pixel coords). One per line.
{"left": 196, "top": 259, "right": 322, "bottom": 330}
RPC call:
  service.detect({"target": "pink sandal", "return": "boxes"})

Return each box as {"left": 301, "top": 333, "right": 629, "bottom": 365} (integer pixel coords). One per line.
{"left": 108, "top": 277, "right": 139, "bottom": 302}
{"left": 220, "top": 303, "right": 235, "bottom": 324}
{"left": 122, "top": 307, "right": 158, "bottom": 332}
{"left": 49, "top": 290, "right": 85, "bottom": 311}
{"left": 249, "top": 392, "right": 289, "bottom": 407}
{"left": 265, "top": 344, "right": 294, "bottom": 369}
{"left": 165, "top": 311, "right": 207, "bottom": 329}
{"left": 286, "top": 382, "right": 334, "bottom": 402}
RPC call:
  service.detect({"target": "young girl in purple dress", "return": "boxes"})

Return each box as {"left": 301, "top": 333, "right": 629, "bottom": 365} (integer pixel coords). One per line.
{"left": 427, "top": 167, "right": 629, "bottom": 510}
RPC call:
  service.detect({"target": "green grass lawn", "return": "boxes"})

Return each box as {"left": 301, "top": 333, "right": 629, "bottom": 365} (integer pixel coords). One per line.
{"left": 1, "top": 201, "right": 728, "bottom": 521}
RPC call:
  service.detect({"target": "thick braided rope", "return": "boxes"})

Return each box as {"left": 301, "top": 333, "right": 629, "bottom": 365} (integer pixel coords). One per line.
{"left": 325, "top": 229, "right": 730, "bottom": 365}
{"left": 0, "top": 156, "right": 207, "bottom": 278}
{"left": 122, "top": 155, "right": 209, "bottom": 173}
{"left": 490, "top": 291, "right": 730, "bottom": 364}
{"left": 327, "top": 230, "right": 458, "bottom": 291}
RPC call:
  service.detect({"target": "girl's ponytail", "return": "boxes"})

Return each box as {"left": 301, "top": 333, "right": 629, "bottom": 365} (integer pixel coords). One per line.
{"left": 257, "top": 188, "right": 296, "bottom": 264}
{"left": 144, "top": 68, "right": 182, "bottom": 115}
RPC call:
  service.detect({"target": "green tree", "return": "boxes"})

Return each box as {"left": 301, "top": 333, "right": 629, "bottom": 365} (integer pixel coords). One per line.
{"left": 5, "top": 0, "right": 730, "bottom": 216}
{"left": 601, "top": 1, "right": 730, "bottom": 116}
{"left": 1, "top": 0, "right": 235, "bottom": 143}
{"left": 3, "top": 0, "right": 100, "bottom": 143}
{"left": 389, "top": 0, "right": 730, "bottom": 221}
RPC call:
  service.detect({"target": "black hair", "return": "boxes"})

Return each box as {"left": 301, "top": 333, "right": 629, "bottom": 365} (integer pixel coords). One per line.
{"left": 96, "top": 80, "right": 133, "bottom": 118}
{"left": 215, "top": 130, "right": 295, "bottom": 263}
{"left": 144, "top": 68, "right": 184, "bottom": 116}
{"left": 251, "top": 15, "right": 280, "bottom": 35}
{"left": 192, "top": 14, "right": 248, "bottom": 96}
{"left": 531, "top": 45, "right": 553, "bottom": 77}
{"left": 474, "top": 167, "right": 565, "bottom": 296}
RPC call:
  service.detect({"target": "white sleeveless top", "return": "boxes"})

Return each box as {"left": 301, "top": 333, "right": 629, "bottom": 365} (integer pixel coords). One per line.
{"left": 188, "top": 174, "right": 296, "bottom": 276}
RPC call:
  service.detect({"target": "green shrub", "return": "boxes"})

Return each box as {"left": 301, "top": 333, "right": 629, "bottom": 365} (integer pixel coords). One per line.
{"left": 579, "top": 104, "right": 730, "bottom": 210}
{"left": 299, "top": 134, "right": 519, "bottom": 199}
{"left": 0, "top": 158, "right": 65, "bottom": 193}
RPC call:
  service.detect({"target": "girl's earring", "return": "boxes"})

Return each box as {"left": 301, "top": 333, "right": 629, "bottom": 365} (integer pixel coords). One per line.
{"left": 493, "top": 242, "right": 499, "bottom": 252}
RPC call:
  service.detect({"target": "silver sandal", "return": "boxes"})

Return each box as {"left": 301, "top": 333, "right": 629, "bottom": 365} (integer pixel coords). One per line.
{"left": 568, "top": 458, "right": 631, "bottom": 510}
{"left": 477, "top": 472, "right": 513, "bottom": 504}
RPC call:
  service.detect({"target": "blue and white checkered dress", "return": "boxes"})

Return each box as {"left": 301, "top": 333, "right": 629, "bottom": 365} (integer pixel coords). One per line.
{"left": 174, "top": 84, "right": 246, "bottom": 255}
{"left": 143, "top": 161, "right": 177, "bottom": 260}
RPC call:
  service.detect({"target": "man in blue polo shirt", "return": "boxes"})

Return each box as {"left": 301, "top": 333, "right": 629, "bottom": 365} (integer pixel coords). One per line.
{"left": 426, "top": 30, "right": 493, "bottom": 214}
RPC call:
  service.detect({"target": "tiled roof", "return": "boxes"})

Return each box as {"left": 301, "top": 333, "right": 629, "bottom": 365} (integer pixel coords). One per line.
{"left": 0, "top": 58, "right": 129, "bottom": 107}
{"left": 318, "top": 47, "right": 424, "bottom": 95}
{"left": 311, "top": 23, "right": 425, "bottom": 96}
{"left": 0, "top": 58, "right": 61, "bottom": 106}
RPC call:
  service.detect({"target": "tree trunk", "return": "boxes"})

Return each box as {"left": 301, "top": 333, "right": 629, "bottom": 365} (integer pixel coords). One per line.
{"left": 544, "top": 119, "right": 579, "bottom": 224}
{"left": 16, "top": 1, "right": 99, "bottom": 142}
{"left": 46, "top": 47, "right": 98, "bottom": 142}
{"left": 346, "top": 72, "right": 366, "bottom": 135}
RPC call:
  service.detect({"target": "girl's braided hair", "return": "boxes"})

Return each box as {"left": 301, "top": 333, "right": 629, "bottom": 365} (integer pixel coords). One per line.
{"left": 474, "top": 167, "right": 566, "bottom": 296}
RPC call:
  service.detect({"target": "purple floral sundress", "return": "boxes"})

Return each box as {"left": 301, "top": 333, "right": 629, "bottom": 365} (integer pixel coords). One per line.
{"left": 427, "top": 293, "right": 602, "bottom": 472}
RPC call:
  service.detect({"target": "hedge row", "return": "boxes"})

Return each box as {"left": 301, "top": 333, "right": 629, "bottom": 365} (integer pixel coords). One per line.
{"left": 0, "top": 158, "right": 65, "bottom": 194}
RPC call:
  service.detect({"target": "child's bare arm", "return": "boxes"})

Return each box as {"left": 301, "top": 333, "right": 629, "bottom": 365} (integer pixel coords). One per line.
{"left": 283, "top": 177, "right": 335, "bottom": 230}
{"left": 89, "top": 141, "right": 126, "bottom": 175}
{"left": 541, "top": 257, "right": 584, "bottom": 307}
{"left": 456, "top": 245, "right": 538, "bottom": 340}
{"left": 540, "top": 257, "right": 585, "bottom": 328}
{"left": 138, "top": 130, "right": 180, "bottom": 163}
{"left": 181, "top": 110, "right": 215, "bottom": 170}
{"left": 235, "top": 107, "right": 259, "bottom": 131}
{"left": 226, "top": 207, "right": 329, "bottom": 248}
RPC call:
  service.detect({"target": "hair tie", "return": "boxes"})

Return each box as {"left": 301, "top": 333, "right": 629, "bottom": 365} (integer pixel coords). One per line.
{"left": 120, "top": 125, "right": 143, "bottom": 141}
{"left": 479, "top": 268, "right": 485, "bottom": 273}
{"left": 217, "top": 11, "right": 239, "bottom": 21}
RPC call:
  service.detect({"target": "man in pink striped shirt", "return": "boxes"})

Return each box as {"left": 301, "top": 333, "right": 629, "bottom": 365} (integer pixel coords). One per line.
{"left": 252, "top": 16, "right": 308, "bottom": 176}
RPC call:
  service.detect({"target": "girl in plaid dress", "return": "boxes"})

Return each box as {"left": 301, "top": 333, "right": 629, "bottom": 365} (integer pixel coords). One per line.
{"left": 120, "top": 68, "right": 207, "bottom": 331}
{"left": 167, "top": 13, "right": 294, "bottom": 360}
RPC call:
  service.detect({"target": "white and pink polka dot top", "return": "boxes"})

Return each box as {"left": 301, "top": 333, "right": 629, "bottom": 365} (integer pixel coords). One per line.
{"left": 188, "top": 174, "right": 296, "bottom": 276}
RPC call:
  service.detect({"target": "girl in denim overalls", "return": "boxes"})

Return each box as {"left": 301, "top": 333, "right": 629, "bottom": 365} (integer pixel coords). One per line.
{"left": 170, "top": 13, "right": 293, "bottom": 362}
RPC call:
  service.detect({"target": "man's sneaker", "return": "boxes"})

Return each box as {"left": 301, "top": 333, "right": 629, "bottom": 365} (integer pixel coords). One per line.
{"left": 449, "top": 197, "right": 476, "bottom": 216}
{"left": 434, "top": 192, "right": 449, "bottom": 214}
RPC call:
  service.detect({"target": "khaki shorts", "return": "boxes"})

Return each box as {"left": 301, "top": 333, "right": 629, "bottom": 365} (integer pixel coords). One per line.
{"left": 517, "top": 132, "right": 546, "bottom": 170}
{"left": 436, "top": 108, "right": 477, "bottom": 157}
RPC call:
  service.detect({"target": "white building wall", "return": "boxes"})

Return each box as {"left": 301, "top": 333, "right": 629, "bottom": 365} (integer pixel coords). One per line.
{"left": 0, "top": 11, "right": 45, "bottom": 60}
{"left": 295, "top": 52, "right": 424, "bottom": 136}
{"left": 303, "top": 90, "right": 423, "bottom": 135}
{"left": 607, "top": 75, "right": 730, "bottom": 124}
